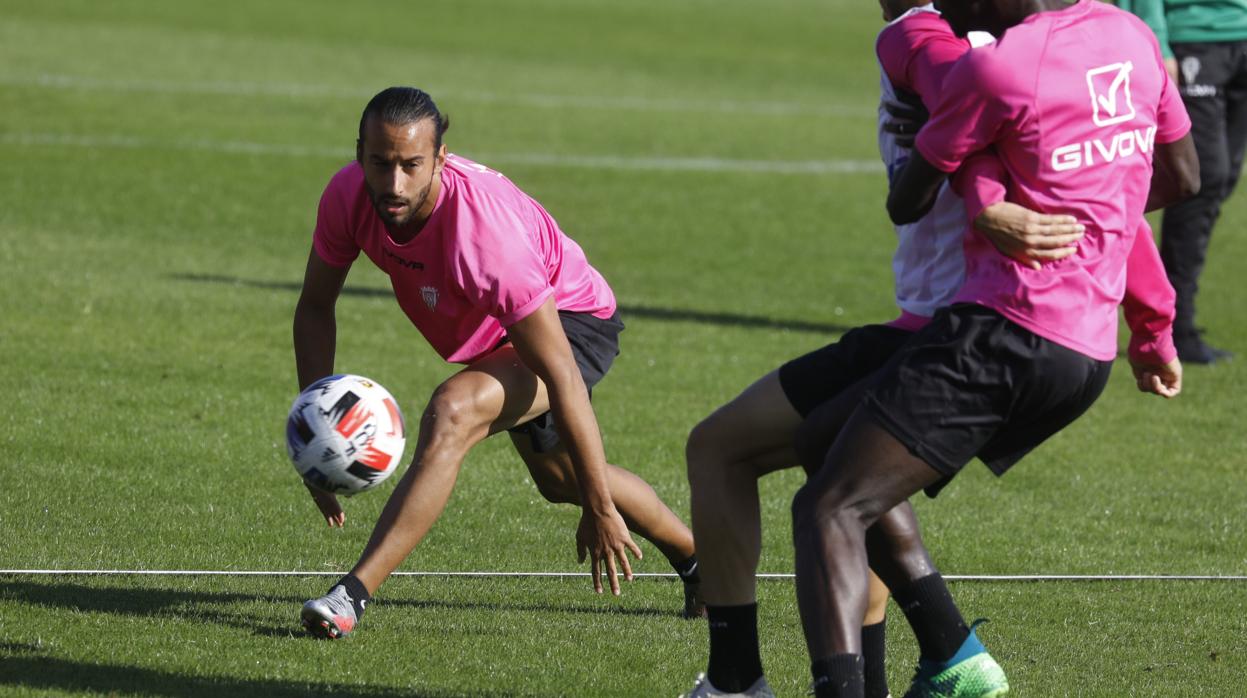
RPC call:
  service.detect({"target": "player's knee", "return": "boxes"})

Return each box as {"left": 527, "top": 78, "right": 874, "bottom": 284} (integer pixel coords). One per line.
{"left": 685, "top": 417, "right": 722, "bottom": 482}
{"left": 422, "top": 385, "right": 484, "bottom": 444}
{"left": 686, "top": 411, "right": 751, "bottom": 477}
{"left": 791, "top": 483, "right": 875, "bottom": 537}
{"left": 790, "top": 483, "right": 826, "bottom": 533}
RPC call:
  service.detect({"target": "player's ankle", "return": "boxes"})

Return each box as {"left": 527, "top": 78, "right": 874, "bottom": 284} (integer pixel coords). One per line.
{"left": 706, "top": 603, "right": 764, "bottom": 691}
{"left": 811, "top": 653, "right": 864, "bottom": 698}
{"left": 861, "top": 619, "right": 890, "bottom": 698}
{"left": 334, "top": 573, "right": 371, "bottom": 619}
{"left": 892, "top": 572, "right": 969, "bottom": 663}
{"left": 671, "top": 554, "right": 701, "bottom": 585}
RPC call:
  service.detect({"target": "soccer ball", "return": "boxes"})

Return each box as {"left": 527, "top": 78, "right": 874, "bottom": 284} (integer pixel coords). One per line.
{"left": 285, "top": 374, "right": 406, "bottom": 496}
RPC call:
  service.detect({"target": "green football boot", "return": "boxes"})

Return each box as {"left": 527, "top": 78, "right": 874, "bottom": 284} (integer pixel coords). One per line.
{"left": 902, "top": 620, "right": 1009, "bottom": 698}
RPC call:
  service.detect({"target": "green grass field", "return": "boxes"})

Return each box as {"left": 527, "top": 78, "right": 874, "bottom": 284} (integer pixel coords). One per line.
{"left": 2, "top": 0, "right": 1245, "bottom": 695}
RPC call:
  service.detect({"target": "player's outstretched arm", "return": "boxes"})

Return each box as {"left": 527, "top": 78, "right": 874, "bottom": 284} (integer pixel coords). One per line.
{"left": 507, "top": 298, "right": 642, "bottom": 596}
{"left": 293, "top": 247, "right": 352, "bottom": 527}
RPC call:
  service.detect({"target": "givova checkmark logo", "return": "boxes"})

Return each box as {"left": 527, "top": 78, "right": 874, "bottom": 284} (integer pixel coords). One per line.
{"left": 1086, "top": 61, "right": 1136, "bottom": 127}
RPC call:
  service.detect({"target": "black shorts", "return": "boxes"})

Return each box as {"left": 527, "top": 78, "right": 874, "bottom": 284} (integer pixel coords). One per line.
{"left": 777, "top": 323, "right": 916, "bottom": 417}
{"left": 862, "top": 304, "right": 1113, "bottom": 495}
{"left": 506, "top": 310, "right": 624, "bottom": 453}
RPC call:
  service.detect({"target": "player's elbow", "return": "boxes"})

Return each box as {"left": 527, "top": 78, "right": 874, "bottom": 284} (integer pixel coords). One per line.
{"left": 294, "top": 294, "right": 335, "bottom": 330}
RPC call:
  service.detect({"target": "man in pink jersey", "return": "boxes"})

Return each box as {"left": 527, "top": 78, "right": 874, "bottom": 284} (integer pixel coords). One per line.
{"left": 789, "top": 0, "right": 1199, "bottom": 696}
{"left": 294, "top": 87, "right": 702, "bottom": 640}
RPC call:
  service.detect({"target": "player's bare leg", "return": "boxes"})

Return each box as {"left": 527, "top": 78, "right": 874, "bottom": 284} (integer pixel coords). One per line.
{"left": 793, "top": 411, "right": 936, "bottom": 657}
{"left": 682, "top": 369, "right": 901, "bottom": 696}
{"left": 303, "top": 340, "right": 700, "bottom": 636}
{"left": 512, "top": 439, "right": 700, "bottom": 615}
{"left": 682, "top": 372, "right": 794, "bottom": 696}
{"left": 300, "top": 345, "right": 574, "bottom": 639}
{"left": 349, "top": 345, "right": 555, "bottom": 593}
{"left": 792, "top": 410, "right": 1000, "bottom": 697}
{"left": 794, "top": 375, "right": 898, "bottom": 698}
{"left": 682, "top": 371, "right": 805, "bottom": 696}
{"left": 686, "top": 371, "right": 803, "bottom": 607}
{"left": 301, "top": 353, "right": 531, "bottom": 638}
{"left": 512, "top": 438, "right": 694, "bottom": 562}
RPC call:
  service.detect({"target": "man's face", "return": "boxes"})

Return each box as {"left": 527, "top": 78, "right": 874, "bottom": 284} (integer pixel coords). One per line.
{"left": 357, "top": 117, "right": 445, "bottom": 229}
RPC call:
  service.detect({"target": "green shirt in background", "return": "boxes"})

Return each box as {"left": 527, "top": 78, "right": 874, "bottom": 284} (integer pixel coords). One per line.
{"left": 1116, "top": 0, "right": 1247, "bottom": 57}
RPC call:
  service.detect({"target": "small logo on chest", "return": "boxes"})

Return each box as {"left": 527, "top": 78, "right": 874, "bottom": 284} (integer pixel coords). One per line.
{"left": 420, "top": 286, "right": 439, "bottom": 311}
{"left": 383, "top": 248, "right": 424, "bottom": 270}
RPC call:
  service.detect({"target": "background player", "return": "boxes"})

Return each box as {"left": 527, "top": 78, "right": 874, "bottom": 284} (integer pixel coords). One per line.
{"left": 295, "top": 87, "right": 703, "bottom": 639}
{"left": 1118, "top": 0, "right": 1245, "bottom": 363}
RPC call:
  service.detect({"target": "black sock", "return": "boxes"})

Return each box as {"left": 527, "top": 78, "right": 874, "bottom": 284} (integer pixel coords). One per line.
{"left": 891, "top": 573, "right": 968, "bottom": 663}
{"left": 672, "top": 555, "right": 701, "bottom": 585}
{"left": 811, "top": 654, "right": 865, "bottom": 698}
{"left": 861, "top": 620, "right": 889, "bottom": 698}
{"left": 706, "top": 603, "right": 764, "bottom": 692}
{"left": 334, "top": 573, "right": 370, "bottom": 619}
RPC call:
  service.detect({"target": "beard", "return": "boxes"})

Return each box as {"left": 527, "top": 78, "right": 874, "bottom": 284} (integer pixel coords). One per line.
{"left": 364, "top": 177, "right": 433, "bottom": 229}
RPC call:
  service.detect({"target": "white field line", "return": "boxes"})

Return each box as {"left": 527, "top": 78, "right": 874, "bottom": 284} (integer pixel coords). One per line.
{"left": 1, "top": 72, "right": 875, "bottom": 118}
{"left": 0, "top": 131, "right": 884, "bottom": 175}
{"left": 2, "top": 569, "right": 1244, "bottom": 582}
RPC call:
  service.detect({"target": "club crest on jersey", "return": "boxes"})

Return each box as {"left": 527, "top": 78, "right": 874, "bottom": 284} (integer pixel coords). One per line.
{"left": 1086, "top": 62, "right": 1136, "bottom": 127}
{"left": 420, "top": 285, "right": 439, "bottom": 311}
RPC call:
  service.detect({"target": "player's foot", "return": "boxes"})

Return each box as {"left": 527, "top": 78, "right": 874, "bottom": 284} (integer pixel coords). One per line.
{"left": 902, "top": 620, "right": 1008, "bottom": 698}
{"left": 679, "top": 672, "right": 775, "bottom": 698}
{"left": 300, "top": 584, "right": 359, "bottom": 639}
{"left": 683, "top": 579, "right": 707, "bottom": 619}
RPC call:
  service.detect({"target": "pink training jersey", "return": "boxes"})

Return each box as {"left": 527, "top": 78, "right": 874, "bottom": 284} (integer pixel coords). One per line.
{"left": 915, "top": 0, "right": 1190, "bottom": 361}
{"left": 313, "top": 154, "right": 616, "bottom": 364}
{"left": 954, "top": 152, "right": 1178, "bottom": 365}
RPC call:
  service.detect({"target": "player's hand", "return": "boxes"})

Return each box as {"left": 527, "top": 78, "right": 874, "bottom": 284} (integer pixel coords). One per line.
{"left": 975, "top": 201, "right": 1085, "bottom": 270}
{"left": 576, "top": 505, "right": 642, "bottom": 596}
{"left": 304, "top": 481, "right": 345, "bottom": 527}
{"left": 881, "top": 88, "right": 929, "bottom": 149}
{"left": 1165, "top": 57, "right": 1179, "bottom": 84}
{"left": 1130, "top": 357, "right": 1182, "bottom": 398}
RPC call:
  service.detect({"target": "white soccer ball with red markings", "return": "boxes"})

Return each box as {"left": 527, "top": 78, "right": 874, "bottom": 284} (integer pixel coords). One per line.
{"left": 285, "top": 374, "right": 406, "bottom": 496}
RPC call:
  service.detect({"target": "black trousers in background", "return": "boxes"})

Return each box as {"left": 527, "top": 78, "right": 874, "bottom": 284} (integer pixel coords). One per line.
{"left": 1161, "top": 40, "right": 1247, "bottom": 339}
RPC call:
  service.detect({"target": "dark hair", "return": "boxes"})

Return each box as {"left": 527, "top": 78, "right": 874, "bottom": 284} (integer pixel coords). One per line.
{"left": 357, "top": 87, "right": 451, "bottom": 150}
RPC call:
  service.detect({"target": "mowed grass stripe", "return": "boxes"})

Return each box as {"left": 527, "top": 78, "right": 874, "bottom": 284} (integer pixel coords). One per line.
{"left": 0, "top": 132, "right": 884, "bottom": 174}
{"left": 0, "top": 72, "right": 876, "bottom": 118}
